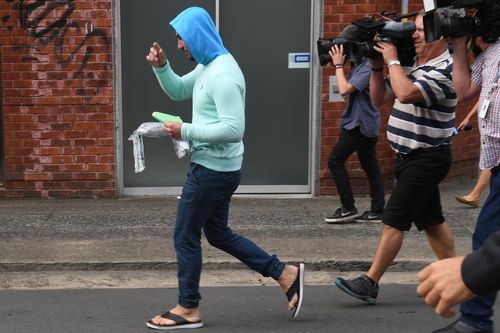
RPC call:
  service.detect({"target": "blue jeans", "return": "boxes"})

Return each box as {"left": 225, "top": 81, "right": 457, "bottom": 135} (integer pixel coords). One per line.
{"left": 460, "top": 166, "right": 500, "bottom": 331}
{"left": 174, "top": 163, "right": 285, "bottom": 308}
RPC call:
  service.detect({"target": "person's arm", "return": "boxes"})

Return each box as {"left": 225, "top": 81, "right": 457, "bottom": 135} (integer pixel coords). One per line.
{"left": 180, "top": 75, "right": 245, "bottom": 143}
{"left": 146, "top": 42, "right": 167, "bottom": 68}
{"left": 153, "top": 63, "right": 200, "bottom": 102}
{"left": 329, "top": 45, "right": 357, "bottom": 96}
{"left": 369, "top": 57, "right": 393, "bottom": 108}
{"left": 417, "top": 256, "right": 474, "bottom": 318}
{"left": 373, "top": 41, "right": 424, "bottom": 104}
{"left": 462, "top": 230, "right": 500, "bottom": 295}
{"left": 457, "top": 100, "right": 479, "bottom": 130}
{"left": 417, "top": 230, "right": 500, "bottom": 318}
{"left": 146, "top": 41, "right": 199, "bottom": 101}
{"left": 450, "top": 36, "right": 481, "bottom": 102}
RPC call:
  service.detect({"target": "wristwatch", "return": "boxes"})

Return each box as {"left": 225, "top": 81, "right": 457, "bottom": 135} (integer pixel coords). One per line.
{"left": 388, "top": 60, "right": 401, "bottom": 68}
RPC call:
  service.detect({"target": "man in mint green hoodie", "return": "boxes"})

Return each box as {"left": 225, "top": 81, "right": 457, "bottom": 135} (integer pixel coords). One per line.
{"left": 145, "top": 7, "right": 304, "bottom": 330}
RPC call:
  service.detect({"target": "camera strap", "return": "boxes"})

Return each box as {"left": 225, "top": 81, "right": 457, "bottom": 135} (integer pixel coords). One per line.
{"left": 479, "top": 59, "right": 500, "bottom": 119}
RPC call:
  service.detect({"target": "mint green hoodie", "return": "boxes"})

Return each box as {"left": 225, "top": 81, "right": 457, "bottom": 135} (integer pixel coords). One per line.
{"left": 153, "top": 7, "right": 245, "bottom": 172}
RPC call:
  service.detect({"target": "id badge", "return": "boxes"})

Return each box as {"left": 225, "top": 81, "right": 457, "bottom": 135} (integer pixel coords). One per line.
{"left": 479, "top": 99, "right": 490, "bottom": 119}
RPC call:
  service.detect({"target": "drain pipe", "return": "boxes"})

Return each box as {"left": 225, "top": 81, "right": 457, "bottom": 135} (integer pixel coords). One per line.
{"left": 401, "top": 0, "right": 409, "bottom": 15}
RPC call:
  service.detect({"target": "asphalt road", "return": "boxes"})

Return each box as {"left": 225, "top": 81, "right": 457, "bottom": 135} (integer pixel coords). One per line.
{"left": 2, "top": 284, "right": 499, "bottom": 333}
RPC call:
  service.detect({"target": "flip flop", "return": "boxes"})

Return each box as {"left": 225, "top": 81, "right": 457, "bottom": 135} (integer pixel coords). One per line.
{"left": 146, "top": 311, "right": 204, "bottom": 330}
{"left": 286, "top": 263, "right": 305, "bottom": 319}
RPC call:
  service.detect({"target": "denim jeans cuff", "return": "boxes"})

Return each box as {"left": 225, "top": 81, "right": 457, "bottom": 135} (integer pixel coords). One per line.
{"left": 460, "top": 315, "right": 493, "bottom": 331}
{"left": 179, "top": 298, "right": 200, "bottom": 309}
{"left": 266, "top": 255, "right": 285, "bottom": 280}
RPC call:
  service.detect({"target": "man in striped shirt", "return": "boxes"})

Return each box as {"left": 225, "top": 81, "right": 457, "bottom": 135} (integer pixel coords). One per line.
{"left": 430, "top": 33, "right": 500, "bottom": 333}
{"left": 335, "top": 13, "right": 457, "bottom": 304}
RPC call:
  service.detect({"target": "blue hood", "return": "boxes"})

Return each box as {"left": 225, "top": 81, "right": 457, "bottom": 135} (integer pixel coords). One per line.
{"left": 170, "top": 7, "right": 228, "bottom": 65}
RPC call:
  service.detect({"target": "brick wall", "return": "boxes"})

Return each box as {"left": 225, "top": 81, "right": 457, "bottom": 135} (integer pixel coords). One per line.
{"left": 0, "top": 0, "right": 114, "bottom": 198}
{"left": 320, "top": 0, "right": 481, "bottom": 195}
{"left": 0, "top": 1, "right": 481, "bottom": 198}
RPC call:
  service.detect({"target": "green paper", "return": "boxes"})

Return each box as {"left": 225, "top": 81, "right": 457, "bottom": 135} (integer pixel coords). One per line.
{"left": 152, "top": 111, "right": 182, "bottom": 123}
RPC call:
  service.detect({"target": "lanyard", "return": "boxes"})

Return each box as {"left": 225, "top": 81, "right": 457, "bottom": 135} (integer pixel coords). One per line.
{"left": 479, "top": 59, "right": 500, "bottom": 119}
{"left": 485, "top": 60, "right": 500, "bottom": 100}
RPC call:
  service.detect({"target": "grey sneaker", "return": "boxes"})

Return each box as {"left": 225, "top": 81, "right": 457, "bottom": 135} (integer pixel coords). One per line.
{"left": 335, "top": 274, "right": 379, "bottom": 304}
{"left": 432, "top": 319, "right": 492, "bottom": 333}
{"left": 325, "top": 206, "right": 358, "bottom": 224}
{"left": 354, "top": 211, "right": 383, "bottom": 223}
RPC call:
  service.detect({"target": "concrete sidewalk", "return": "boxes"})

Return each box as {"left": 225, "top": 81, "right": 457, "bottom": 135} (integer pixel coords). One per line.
{"left": 0, "top": 179, "right": 485, "bottom": 273}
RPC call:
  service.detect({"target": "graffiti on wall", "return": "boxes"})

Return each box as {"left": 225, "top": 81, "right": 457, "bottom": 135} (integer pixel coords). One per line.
{"left": 1, "top": 0, "right": 14, "bottom": 33}
{"left": 2, "top": 0, "right": 111, "bottom": 95}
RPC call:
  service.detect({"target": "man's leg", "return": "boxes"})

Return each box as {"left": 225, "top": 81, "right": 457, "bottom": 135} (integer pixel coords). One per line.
{"left": 327, "top": 129, "right": 361, "bottom": 210}
{"left": 415, "top": 184, "right": 456, "bottom": 259}
{"left": 335, "top": 150, "right": 452, "bottom": 303}
{"left": 425, "top": 223, "right": 455, "bottom": 259}
{"left": 201, "top": 167, "right": 303, "bottom": 314}
{"left": 433, "top": 168, "right": 499, "bottom": 332}
{"left": 202, "top": 169, "right": 285, "bottom": 280}
{"left": 366, "top": 224, "right": 404, "bottom": 281}
{"left": 365, "top": 154, "right": 438, "bottom": 283}
{"left": 334, "top": 181, "right": 408, "bottom": 303}
{"left": 458, "top": 167, "right": 500, "bottom": 332}
{"left": 150, "top": 164, "right": 210, "bottom": 327}
{"left": 174, "top": 165, "right": 216, "bottom": 310}
{"left": 357, "top": 135, "right": 385, "bottom": 214}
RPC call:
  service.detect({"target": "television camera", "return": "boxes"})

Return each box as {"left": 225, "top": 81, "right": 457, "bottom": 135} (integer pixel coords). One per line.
{"left": 317, "top": 11, "right": 417, "bottom": 66}
{"left": 423, "top": 0, "right": 500, "bottom": 42}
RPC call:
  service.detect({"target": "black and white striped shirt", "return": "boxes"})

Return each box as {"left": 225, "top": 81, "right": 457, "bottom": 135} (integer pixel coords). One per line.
{"left": 387, "top": 50, "right": 457, "bottom": 154}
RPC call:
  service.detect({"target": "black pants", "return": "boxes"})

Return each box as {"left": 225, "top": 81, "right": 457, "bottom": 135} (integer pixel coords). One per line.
{"left": 383, "top": 146, "right": 451, "bottom": 231}
{"left": 328, "top": 127, "right": 385, "bottom": 212}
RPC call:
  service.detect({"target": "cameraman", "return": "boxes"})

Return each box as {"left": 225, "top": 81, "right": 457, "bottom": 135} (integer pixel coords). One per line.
{"left": 426, "top": 27, "right": 500, "bottom": 333}
{"left": 324, "top": 25, "right": 385, "bottom": 224}
{"left": 335, "top": 12, "right": 457, "bottom": 304}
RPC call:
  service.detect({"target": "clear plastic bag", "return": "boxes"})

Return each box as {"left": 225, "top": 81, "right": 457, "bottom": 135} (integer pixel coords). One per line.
{"left": 128, "top": 122, "right": 190, "bottom": 173}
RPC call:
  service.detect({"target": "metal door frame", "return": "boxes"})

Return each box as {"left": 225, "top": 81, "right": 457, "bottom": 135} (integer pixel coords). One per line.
{"left": 0, "top": 44, "right": 4, "bottom": 184}
{"left": 113, "top": 0, "right": 323, "bottom": 196}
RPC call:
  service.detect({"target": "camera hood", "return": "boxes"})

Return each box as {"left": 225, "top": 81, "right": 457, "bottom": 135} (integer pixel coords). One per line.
{"left": 352, "top": 18, "right": 386, "bottom": 40}
{"left": 423, "top": 11, "right": 443, "bottom": 42}
{"left": 450, "top": 0, "right": 483, "bottom": 8}
{"left": 381, "top": 21, "right": 416, "bottom": 39}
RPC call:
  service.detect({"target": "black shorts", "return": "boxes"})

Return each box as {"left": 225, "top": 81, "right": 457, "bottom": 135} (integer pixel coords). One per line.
{"left": 383, "top": 146, "right": 452, "bottom": 231}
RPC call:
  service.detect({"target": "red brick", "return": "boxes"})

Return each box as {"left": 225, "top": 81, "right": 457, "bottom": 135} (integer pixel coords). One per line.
{"left": 51, "top": 156, "right": 75, "bottom": 164}
{"left": 0, "top": 0, "right": 480, "bottom": 199}
{"left": 73, "top": 122, "right": 97, "bottom": 130}
{"left": 41, "top": 147, "right": 62, "bottom": 156}
{"left": 61, "top": 164, "right": 84, "bottom": 172}
{"left": 42, "top": 165, "right": 62, "bottom": 172}
{"left": 76, "top": 155, "right": 98, "bottom": 163}
{"left": 24, "top": 172, "right": 51, "bottom": 181}
{"left": 46, "top": 190, "right": 78, "bottom": 198}
{"left": 52, "top": 173, "right": 73, "bottom": 181}
{"left": 0, "top": 189, "right": 42, "bottom": 199}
